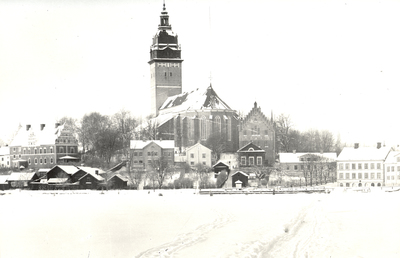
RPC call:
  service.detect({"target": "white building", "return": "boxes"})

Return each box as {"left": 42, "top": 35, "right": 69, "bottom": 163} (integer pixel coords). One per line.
{"left": 337, "top": 143, "right": 392, "bottom": 187}
{"left": 0, "top": 146, "right": 10, "bottom": 168}
{"left": 384, "top": 150, "right": 400, "bottom": 186}
{"left": 180, "top": 143, "right": 212, "bottom": 167}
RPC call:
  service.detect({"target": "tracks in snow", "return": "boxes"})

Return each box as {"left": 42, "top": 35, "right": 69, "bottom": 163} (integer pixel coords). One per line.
{"left": 136, "top": 207, "right": 234, "bottom": 258}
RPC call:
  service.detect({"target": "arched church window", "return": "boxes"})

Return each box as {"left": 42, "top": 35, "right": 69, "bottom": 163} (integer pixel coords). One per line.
{"left": 227, "top": 117, "right": 232, "bottom": 141}
{"left": 215, "top": 116, "right": 221, "bottom": 134}
{"left": 200, "top": 116, "right": 207, "bottom": 141}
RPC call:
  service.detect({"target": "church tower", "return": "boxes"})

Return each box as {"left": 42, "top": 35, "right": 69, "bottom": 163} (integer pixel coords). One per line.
{"left": 149, "top": 2, "right": 183, "bottom": 116}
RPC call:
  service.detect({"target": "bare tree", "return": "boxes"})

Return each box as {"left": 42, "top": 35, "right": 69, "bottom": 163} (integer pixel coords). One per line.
{"left": 113, "top": 109, "right": 137, "bottom": 159}
{"left": 276, "top": 114, "right": 294, "bottom": 153}
{"left": 204, "top": 132, "right": 227, "bottom": 162}
{"left": 192, "top": 163, "right": 211, "bottom": 189}
{"left": 148, "top": 155, "right": 175, "bottom": 189}
{"left": 251, "top": 165, "right": 274, "bottom": 187}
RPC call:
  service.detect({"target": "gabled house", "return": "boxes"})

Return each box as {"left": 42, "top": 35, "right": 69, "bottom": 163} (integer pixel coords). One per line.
{"left": 184, "top": 143, "right": 212, "bottom": 167}
{"left": 231, "top": 171, "right": 249, "bottom": 188}
{"left": 237, "top": 142, "right": 266, "bottom": 167}
{"left": 43, "top": 165, "right": 104, "bottom": 189}
{"left": 107, "top": 174, "right": 128, "bottom": 189}
{"left": 130, "top": 140, "right": 175, "bottom": 171}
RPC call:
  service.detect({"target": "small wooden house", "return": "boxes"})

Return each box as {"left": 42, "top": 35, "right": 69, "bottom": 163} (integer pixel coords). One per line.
{"left": 0, "top": 175, "right": 10, "bottom": 190}
{"left": 107, "top": 174, "right": 128, "bottom": 189}
{"left": 231, "top": 171, "right": 249, "bottom": 188}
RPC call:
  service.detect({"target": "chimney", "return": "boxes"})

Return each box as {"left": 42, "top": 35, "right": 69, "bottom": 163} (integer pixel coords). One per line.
{"left": 354, "top": 143, "right": 359, "bottom": 149}
{"left": 26, "top": 124, "right": 31, "bottom": 131}
{"left": 95, "top": 170, "right": 99, "bottom": 175}
{"left": 40, "top": 124, "right": 45, "bottom": 131}
{"left": 55, "top": 123, "right": 60, "bottom": 128}
{"left": 377, "top": 142, "right": 382, "bottom": 149}
{"left": 293, "top": 150, "right": 296, "bottom": 154}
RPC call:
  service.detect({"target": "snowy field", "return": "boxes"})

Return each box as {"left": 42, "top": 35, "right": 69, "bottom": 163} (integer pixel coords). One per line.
{"left": 1, "top": 188, "right": 400, "bottom": 258}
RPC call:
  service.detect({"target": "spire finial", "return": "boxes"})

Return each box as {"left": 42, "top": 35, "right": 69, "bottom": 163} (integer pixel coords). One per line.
{"left": 163, "top": 0, "right": 166, "bottom": 10}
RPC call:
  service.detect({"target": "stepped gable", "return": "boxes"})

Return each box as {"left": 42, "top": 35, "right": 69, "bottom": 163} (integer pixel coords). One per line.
{"left": 241, "top": 102, "right": 271, "bottom": 126}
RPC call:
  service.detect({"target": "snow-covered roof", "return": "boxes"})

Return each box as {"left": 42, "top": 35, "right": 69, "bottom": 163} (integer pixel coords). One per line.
{"left": 231, "top": 171, "right": 249, "bottom": 177}
{"left": 130, "top": 140, "right": 175, "bottom": 150}
{"left": 48, "top": 178, "right": 69, "bottom": 184}
{"left": 78, "top": 167, "right": 105, "bottom": 181}
{"left": 10, "top": 123, "right": 68, "bottom": 147}
{"left": 108, "top": 174, "right": 128, "bottom": 182}
{"left": 7, "top": 172, "right": 36, "bottom": 181}
{"left": 54, "top": 165, "right": 80, "bottom": 175}
{"left": 0, "top": 175, "right": 9, "bottom": 184}
{"left": 186, "top": 143, "right": 211, "bottom": 152}
{"left": 159, "top": 85, "right": 233, "bottom": 115}
{"left": 213, "top": 160, "right": 231, "bottom": 168}
{"left": 279, "top": 152, "right": 337, "bottom": 163}
{"left": 337, "top": 146, "right": 391, "bottom": 161}
{"left": 384, "top": 150, "right": 400, "bottom": 164}
{"left": 0, "top": 146, "right": 10, "bottom": 156}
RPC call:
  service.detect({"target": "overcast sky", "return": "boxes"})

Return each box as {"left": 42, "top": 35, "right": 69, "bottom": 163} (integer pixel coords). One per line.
{"left": 1, "top": 0, "right": 400, "bottom": 146}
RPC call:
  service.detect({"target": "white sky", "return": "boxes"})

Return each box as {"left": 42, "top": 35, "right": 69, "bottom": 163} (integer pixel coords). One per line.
{"left": 1, "top": 0, "right": 400, "bottom": 146}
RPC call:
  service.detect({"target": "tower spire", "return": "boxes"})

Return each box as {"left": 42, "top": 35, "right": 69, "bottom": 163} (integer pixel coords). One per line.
{"left": 163, "top": 0, "right": 166, "bottom": 11}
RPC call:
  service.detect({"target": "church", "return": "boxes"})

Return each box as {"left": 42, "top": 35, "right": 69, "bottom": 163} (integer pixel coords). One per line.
{"left": 144, "top": 3, "right": 276, "bottom": 163}
{"left": 146, "top": 3, "right": 239, "bottom": 154}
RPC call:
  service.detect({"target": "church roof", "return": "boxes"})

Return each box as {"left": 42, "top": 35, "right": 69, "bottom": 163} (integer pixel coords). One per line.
{"left": 241, "top": 102, "right": 272, "bottom": 126}
{"left": 159, "top": 85, "right": 233, "bottom": 115}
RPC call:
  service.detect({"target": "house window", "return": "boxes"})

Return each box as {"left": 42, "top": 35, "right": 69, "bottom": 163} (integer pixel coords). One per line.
{"left": 154, "top": 152, "right": 158, "bottom": 156}
{"left": 300, "top": 158, "right": 304, "bottom": 161}
{"left": 339, "top": 164, "right": 343, "bottom": 170}
{"left": 60, "top": 147, "right": 64, "bottom": 153}
{"left": 190, "top": 153, "right": 194, "bottom": 159}
{"left": 190, "top": 161, "right": 194, "bottom": 165}
{"left": 339, "top": 173, "right": 343, "bottom": 179}
{"left": 44, "top": 148, "right": 47, "bottom": 154}
{"left": 364, "top": 173, "right": 368, "bottom": 179}
{"left": 364, "top": 163, "right": 368, "bottom": 169}
{"left": 249, "top": 157, "right": 254, "bottom": 165}
{"left": 345, "top": 173, "right": 350, "bottom": 179}
{"left": 377, "top": 163, "right": 381, "bottom": 169}
{"left": 358, "top": 173, "right": 362, "bottom": 179}
{"left": 34, "top": 158, "right": 38, "bottom": 164}
{"left": 28, "top": 158, "right": 31, "bottom": 165}
{"left": 202, "top": 161, "right": 206, "bottom": 165}
{"left": 358, "top": 163, "right": 362, "bottom": 169}
{"left": 391, "top": 176, "right": 394, "bottom": 180}
{"left": 300, "top": 165, "right": 304, "bottom": 170}
{"left": 391, "top": 166, "right": 394, "bottom": 172}
{"left": 134, "top": 152, "right": 138, "bottom": 156}
{"left": 371, "top": 163, "right": 375, "bottom": 169}
{"left": 50, "top": 158, "right": 53, "bottom": 164}
{"left": 50, "top": 147, "right": 53, "bottom": 153}
{"left": 377, "top": 173, "right": 381, "bottom": 179}
{"left": 397, "top": 166, "right": 400, "bottom": 171}
{"left": 371, "top": 173, "right": 375, "bottom": 179}
{"left": 387, "top": 166, "right": 390, "bottom": 172}
{"left": 70, "top": 148, "right": 74, "bottom": 154}
{"left": 34, "top": 149, "right": 37, "bottom": 154}
{"left": 39, "top": 148, "right": 42, "bottom": 154}
{"left": 139, "top": 152, "right": 142, "bottom": 156}
{"left": 257, "top": 156, "right": 262, "bottom": 165}
{"left": 294, "top": 165, "right": 298, "bottom": 171}
{"left": 241, "top": 156, "right": 246, "bottom": 165}
{"left": 44, "top": 158, "right": 47, "bottom": 164}
{"left": 352, "top": 164, "right": 356, "bottom": 169}
{"left": 148, "top": 152, "right": 151, "bottom": 156}
{"left": 139, "top": 160, "right": 143, "bottom": 164}
{"left": 345, "top": 163, "right": 349, "bottom": 170}
{"left": 352, "top": 173, "right": 356, "bottom": 179}
{"left": 202, "top": 153, "right": 206, "bottom": 159}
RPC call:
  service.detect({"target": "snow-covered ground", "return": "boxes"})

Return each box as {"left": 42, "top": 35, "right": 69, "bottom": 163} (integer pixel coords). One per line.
{"left": 0, "top": 188, "right": 399, "bottom": 258}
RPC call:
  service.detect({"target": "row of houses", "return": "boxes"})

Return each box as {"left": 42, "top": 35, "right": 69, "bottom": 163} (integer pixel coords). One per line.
{"left": 0, "top": 165, "right": 128, "bottom": 190}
